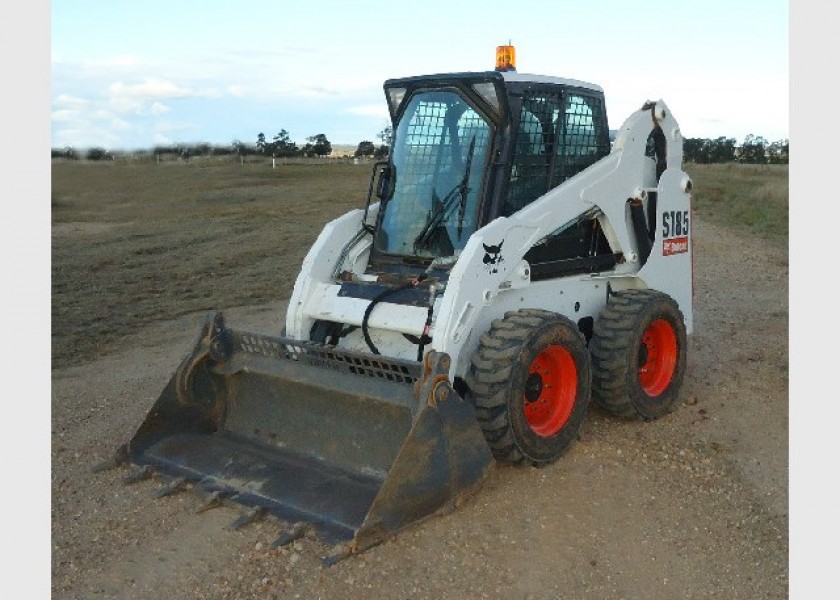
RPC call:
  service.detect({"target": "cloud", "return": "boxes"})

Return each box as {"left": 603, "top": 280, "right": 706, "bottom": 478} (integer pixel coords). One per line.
{"left": 345, "top": 104, "right": 389, "bottom": 118}
{"left": 52, "top": 124, "right": 122, "bottom": 149}
{"left": 110, "top": 117, "right": 133, "bottom": 132}
{"left": 150, "top": 102, "right": 170, "bottom": 115}
{"left": 153, "top": 132, "right": 173, "bottom": 145}
{"left": 54, "top": 94, "right": 90, "bottom": 110}
{"left": 83, "top": 54, "right": 143, "bottom": 68}
{"left": 299, "top": 84, "right": 340, "bottom": 98}
{"left": 108, "top": 78, "right": 193, "bottom": 101}
{"left": 105, "top": 78, "right": 209, "bottom": 116}
{"left": 51, "top": 109, "right": 79, "bottom": 123}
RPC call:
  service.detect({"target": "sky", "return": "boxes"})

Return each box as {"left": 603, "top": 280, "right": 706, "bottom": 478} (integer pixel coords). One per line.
{"left": 50, "top": 0, "right": 789, "bottom": 151}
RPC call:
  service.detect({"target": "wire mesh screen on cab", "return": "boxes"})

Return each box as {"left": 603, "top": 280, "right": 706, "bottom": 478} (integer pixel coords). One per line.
{"left": 377, "top": 91, "right": 492, "bottom": 257}
{"left": 503, "top": 91, "right": 609, "bottom": 216}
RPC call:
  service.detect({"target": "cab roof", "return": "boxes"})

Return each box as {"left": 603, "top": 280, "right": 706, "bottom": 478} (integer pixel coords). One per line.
{"left": 384, "top": 70, "right": 602, "bottom": 94}
{"left": 500, "top": 71, "right": 603, "bottom": 93}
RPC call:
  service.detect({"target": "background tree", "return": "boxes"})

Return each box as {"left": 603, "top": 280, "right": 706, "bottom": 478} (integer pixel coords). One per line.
{"left": 709, "top": 137, "right": 737, "bottom": 163}
{"left": 307, "top": 133, "right": 332, "bottom": 157}
{"left": 767, "top": 139, "right": 789, "bottom": 164}
{"left": 51, "top": 146, "right": 78, "bottom": 160}
{"left": 256, "top": 132, "right": 267, "bottom": 155}
{"left": 153, "top": 144, "right": 179, "bottom": 156}
{"left": 231, "top": 139, "right": 247, "bottom": 156}
{"left": 683, "top": 137, "right": 728, "bottom": 164}
{"left": 354, "top": 140, "right": 376, "bottom": 158}
{"left": 375, "top": 125, "right": 392, "bottom": 159}
{"left": 738, "top": 134, "right": 768, "bottom": 164}
{"left": 86, "top": 147, "right": 110, "bottom": 161}
{"left": 271, "top": 129, "right": 298, "bottom": 157}
{"left": 378, "top": 125, "right": 392, "bottom": 146}
{"left": 683, "top": 138, "right": 710, "bottom": 163}
{"left": 194, "top": 142, "right": 212, "bottom": 156}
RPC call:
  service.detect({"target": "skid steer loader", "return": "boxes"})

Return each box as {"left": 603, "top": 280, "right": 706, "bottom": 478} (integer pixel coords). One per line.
{"left": 102, "top": 46, "right": 693, "bottom": 564}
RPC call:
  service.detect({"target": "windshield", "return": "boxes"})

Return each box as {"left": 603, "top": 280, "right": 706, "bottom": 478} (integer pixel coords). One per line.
{"left": 376, "top": 90, "right": 492, "bottom": 258}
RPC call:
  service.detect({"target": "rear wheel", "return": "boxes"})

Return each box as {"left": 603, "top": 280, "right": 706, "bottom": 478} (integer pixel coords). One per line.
{"left": 465, "top": 309, "right": 591, "bottom": 466}
{"left": 590, "top": 289, "right": 687, "bottom": 420}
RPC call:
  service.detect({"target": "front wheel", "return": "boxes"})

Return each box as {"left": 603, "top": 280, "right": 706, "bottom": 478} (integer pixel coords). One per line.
{"left": 465, "top": 309, "right": 592, "bottom": 466}
{"left": 590, "top": 289, "right": 687, "bottom": 420}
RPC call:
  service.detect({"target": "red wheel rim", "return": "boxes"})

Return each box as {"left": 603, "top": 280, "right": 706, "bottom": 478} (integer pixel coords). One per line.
{"left": 523, "top": 345, "right": 577, "bottom": 438}
{"left": 638, "top": 318, "right": 678, "bottom": 396}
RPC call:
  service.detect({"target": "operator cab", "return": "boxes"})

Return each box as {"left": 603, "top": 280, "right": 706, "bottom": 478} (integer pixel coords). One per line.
{"left": 367, "top": 48, "right": 611, "bottom": 272}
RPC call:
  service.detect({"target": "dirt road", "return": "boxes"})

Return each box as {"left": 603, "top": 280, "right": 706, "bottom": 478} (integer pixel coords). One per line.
{"left": 51, "top": 215, "right": 788, "bottom": 599}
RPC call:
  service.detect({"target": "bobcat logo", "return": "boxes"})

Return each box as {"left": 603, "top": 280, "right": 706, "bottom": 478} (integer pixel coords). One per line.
{"left": 482, "top": 240, "right": 504, "bottom": 273}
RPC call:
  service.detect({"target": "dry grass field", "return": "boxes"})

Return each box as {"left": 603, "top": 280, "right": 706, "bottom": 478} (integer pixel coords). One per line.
{"left": 51, "top": 160, "right": 788, "bottom": 370}
{"left": 687, "top": 163, "right": 788, "bottom": 242}
{"left": 51, "top": 161, "right": 371, "bottom": 368}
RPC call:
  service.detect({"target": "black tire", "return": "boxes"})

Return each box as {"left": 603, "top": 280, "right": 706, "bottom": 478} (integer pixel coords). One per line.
{"left": 590, "top": 289, "right": 687, "bottom": 420}
{"left": 465, "top": 309, "right": 591, "bottom": 466}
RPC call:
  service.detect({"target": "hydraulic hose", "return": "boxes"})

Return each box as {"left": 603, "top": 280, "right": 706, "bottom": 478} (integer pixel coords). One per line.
{"left": 629, "top": 198, "right": 652, "bottom": 266}
{"left": 362, "top": 274, "right": 427, "bottom": 355}
{"left": 416, "top": 283, "right": 437, "bottom": 362}
{"left": 362, "top": 256, "right": 454, "bottom": 356}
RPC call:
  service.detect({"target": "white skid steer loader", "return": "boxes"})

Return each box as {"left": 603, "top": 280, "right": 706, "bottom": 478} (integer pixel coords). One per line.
{"left": 104, "top": 46, "right": 693, "bottom": 564}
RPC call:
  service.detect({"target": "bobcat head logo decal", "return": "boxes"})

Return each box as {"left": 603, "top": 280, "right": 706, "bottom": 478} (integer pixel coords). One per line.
{"left": 482, "top": 240, "right": 504, "bottom": 273}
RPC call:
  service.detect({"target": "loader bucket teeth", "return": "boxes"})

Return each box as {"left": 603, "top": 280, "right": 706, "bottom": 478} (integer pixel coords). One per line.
{"left": 195, "top": 490, "right": 225, "bottom": 513}
{"left": 91, "top": 455, "right": 123, "bottom": 474}
{"left": 322, "top": 544, "right": 353, "bottom": 568}
{"left": 272, "top": 522, "right": 312, "bottom": 548}
{"left": 227, "top": 507, "right": 266, "bottom": 531}
{"left": 90, "top": 444, "right": 129, "bottom": 473}
{"left": 119, "top": 312, "right": 495, "bottom": 555}
{"left": 155, "top": 477, "right": 188, "bottom": 499}
{"left": 122, "top": 465, "right": 154, "bottom": 485}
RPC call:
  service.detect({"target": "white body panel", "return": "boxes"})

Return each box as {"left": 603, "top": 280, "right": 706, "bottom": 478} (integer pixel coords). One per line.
{"left": 287, "top": 101, "right": 692, "bottom": 381}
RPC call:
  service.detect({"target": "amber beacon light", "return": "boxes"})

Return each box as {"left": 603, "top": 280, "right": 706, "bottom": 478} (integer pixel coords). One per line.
{"left": 495, "top": 44, "right": 516, "bottom": 72}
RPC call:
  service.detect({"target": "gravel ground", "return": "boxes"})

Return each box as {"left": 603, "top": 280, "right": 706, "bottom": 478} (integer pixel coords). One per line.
{"left": 51, "top": 215, "right": 788, "bottom": 599}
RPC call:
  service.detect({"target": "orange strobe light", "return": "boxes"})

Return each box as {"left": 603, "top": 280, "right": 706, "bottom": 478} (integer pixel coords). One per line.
{"left": 495, "top": 44, "right": 516, "bottom": 72}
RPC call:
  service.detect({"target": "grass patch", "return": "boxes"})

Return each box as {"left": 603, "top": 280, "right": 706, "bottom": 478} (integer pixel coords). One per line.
{"left": 685, "top": 163, "right": 788, "bottom": 245}
{"left": 52, "top": 161, "right": 371, "bottom": 368}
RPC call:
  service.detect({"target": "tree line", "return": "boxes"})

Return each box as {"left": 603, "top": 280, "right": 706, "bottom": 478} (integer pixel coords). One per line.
{"left": 253, "top": 130, "right": 334, "bottom": 158}
{"left": 251, "top": 126, "right": 390, "bottom": 158}
{"left": 52, "top": 126, "right": 393, "bottom": 161}
{"left": 682, "top": 135, "right": 788, "bottom": 164}
{"left": 51, "top": 128, "right": 786, "bottom": 164}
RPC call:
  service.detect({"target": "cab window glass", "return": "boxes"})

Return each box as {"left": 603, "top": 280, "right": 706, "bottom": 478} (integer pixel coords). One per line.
{"left": 552, "top": 94, "right": 609, "bottom": 186}
{"left": 503, "top": 93, "right": 563, "bottom": 216}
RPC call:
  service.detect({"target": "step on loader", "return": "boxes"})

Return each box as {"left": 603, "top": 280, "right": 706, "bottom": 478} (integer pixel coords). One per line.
{"left": 100, "top": 45, "right": 693, "bottom": 564}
